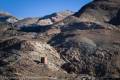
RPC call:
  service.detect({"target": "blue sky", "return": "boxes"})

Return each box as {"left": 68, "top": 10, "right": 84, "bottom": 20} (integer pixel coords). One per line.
{"left": 0, "top": 0, "right": 92, "bottom": 18}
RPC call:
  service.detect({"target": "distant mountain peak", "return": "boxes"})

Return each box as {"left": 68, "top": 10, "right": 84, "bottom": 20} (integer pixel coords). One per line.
{"left": 0, "top": 12, "right": 18, "bottom": 23}
{"left": 37, "top": 10, "right": 74, "bottom": 25}
{"left": 0, "top": 11, "right": 11, "bottom": 16}
{"left": 15, "top": 10, "right": 74, "bottom": 26}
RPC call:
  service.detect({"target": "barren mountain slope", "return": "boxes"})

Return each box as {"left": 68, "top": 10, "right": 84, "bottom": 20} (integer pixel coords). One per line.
{"left": 0, "top": 0, "right": 120, "bottom": 80}
{"left": 75, "top": 0, "right": 120, "bottom": 25}
{"left": 46, "top": 0, "right": 120, "bottom": 78}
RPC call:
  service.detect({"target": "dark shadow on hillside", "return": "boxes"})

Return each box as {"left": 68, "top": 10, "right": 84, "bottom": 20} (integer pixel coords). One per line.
{"left": 109, "top": 9, "right": 120, "bottom": 25}
{"left": 20, "top": 24, "right": 50, "bottom": 33}
{"left": 0, "top": 17, "right": 9, "bottom": 22}
{"left": 61, "top": 22, "right": 105, "bottom": 32}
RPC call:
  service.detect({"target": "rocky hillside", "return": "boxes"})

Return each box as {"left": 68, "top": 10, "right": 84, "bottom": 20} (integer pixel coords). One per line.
{"left": 14, "top": 10, "right": 73, "bottom": 27}
{"left": 75, "top": 0, "right": 120, "bottom": 26}
{"left": 0, "top": 0, "right": 120, "bottom": 80}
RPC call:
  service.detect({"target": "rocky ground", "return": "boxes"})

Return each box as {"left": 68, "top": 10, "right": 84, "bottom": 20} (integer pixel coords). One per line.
{"left": 0, "top": 0, "right": 120, "bottom": 80}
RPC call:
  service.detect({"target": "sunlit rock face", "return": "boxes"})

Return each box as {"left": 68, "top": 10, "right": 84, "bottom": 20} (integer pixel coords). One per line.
{"left": 37, "top": 10, "right": 74, "bottom": 25}
{"left": 0, "top": 37, "right": 65, "bottom": 77}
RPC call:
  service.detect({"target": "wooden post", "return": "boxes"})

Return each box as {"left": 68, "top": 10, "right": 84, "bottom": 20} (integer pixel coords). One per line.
{"left": 41, "top": 56, "right": 47, "bottom": 64}
{"left": 44, "top": 56, "right": 47, "bottom": 64}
